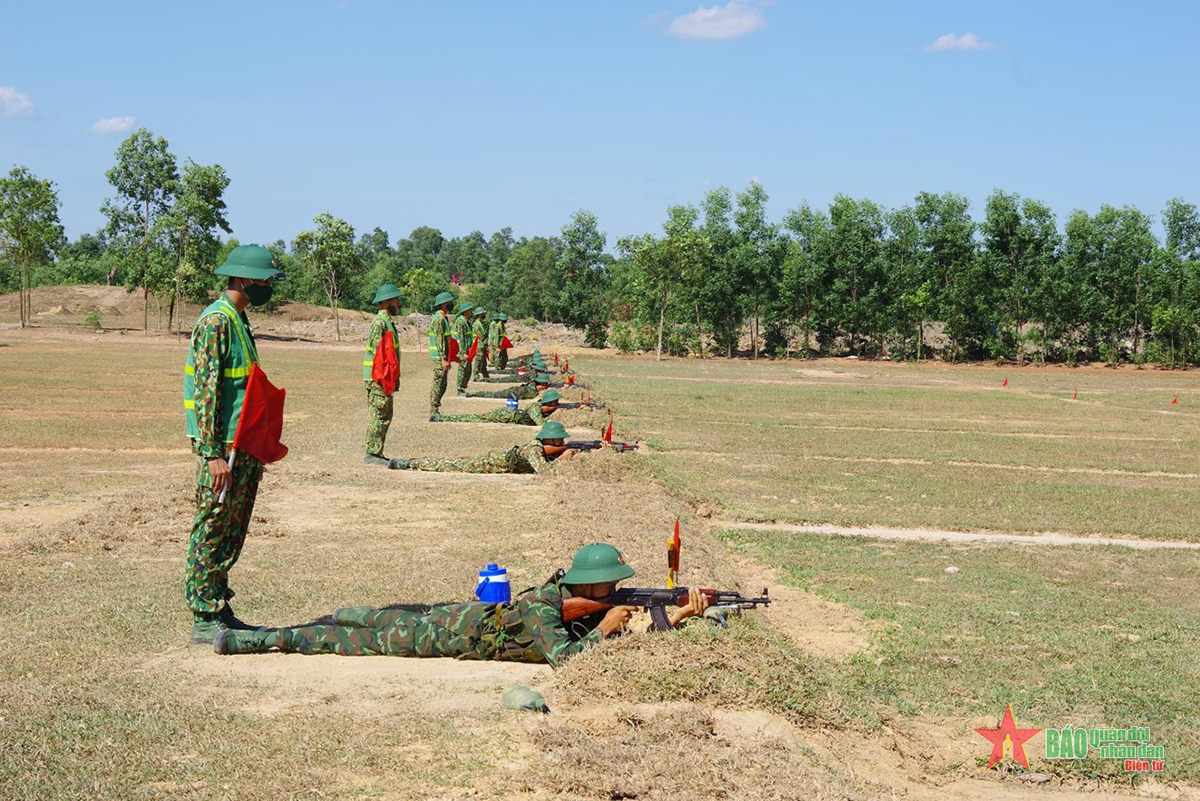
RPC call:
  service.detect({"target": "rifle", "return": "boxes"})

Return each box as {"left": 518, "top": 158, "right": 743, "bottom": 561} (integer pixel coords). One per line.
{"left": 561, "top": 586, "right": 770, "bottom": 631}
{"left": 566, "top": 439, "right": 638, "bottom": 453}
{"left": 558, "top": 401, "right": 606, "bottom": 411}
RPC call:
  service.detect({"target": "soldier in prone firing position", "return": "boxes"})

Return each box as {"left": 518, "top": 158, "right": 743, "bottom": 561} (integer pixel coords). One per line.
{"left": 390, "top": 420, "right": 592, "bottom": 473}
{"left": 213, "top": 543, "right": 711, "bottom": 665}
{"left": 430, "top": 389, "right": 561, "bottom": 426}
{"left": 465, "top": 372, "right": 555, "bottom": 401}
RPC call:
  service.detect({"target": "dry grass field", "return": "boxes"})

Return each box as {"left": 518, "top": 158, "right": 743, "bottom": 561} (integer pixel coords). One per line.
{"left": 2, "top": 312, "right": 1199, "bottom": 799}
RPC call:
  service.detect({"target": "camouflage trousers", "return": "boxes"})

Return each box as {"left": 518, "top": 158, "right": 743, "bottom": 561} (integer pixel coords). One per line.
{"left": 276, "top": 603, "right": 496, "bottom": 659}
{"left": 365, "top": 381, "right": 394, "bottom": 456}
{"left": 407, "top": 446, "right": 519, "bottom": 473}
{"left": 467, "top": 384, "right": 537, "bottom": 400}
{"left": 432, "top": 407, "right": 533, "bottom": 425}
{"left": 429, "top": 364, "right": 448, "bottom": 413}
{"left": 456, "top": 358, "right": 473, "bottom": 392}
{"left": 499, "top": 350, "right": 509, "bottom": 370}
{"left": 473, "top": 351, "right": 489, "bottom": 378}
{"left": 185, "top": 451, "right": 264, "bottom": 615}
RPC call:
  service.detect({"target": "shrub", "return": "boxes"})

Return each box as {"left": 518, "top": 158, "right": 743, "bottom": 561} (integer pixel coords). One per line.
{"left": 84, "top": 311, "right": 102, "bottom": 330}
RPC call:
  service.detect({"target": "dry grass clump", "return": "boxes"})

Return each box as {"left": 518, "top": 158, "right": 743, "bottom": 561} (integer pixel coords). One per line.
{"left": 527, "top": 703, "right": 867, "bottom": 800}
{"left": 547, "top": 446, "right": 653, "bottom": 485}
{"left": 551, "top": 621, "right": 834, "bottom": 727}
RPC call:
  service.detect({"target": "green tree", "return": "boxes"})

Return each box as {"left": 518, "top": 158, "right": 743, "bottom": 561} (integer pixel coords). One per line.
{"left": 914, "top": 192, "right": 981, "bottom": 359}
{"left": 733, "top": 182, "right": 780, "bottom": 359}
{"left": 780, "top": 203, "right": 831, "bottom": 358}
{"left": 555, "top": 210, "right": 610, "bottom": 347}
{"left": 826, "top": 195, "right": 887, "bottom": 355}
{"left": 507, "top": 236, "right": 559, "bottom": 320}
{"left": 698, "top": 188, "right": 741, "bottom": 356}
{"left": 884, "top": 206, "right": 923, "bottom": 360}
{"left": 100, "top": 127, "right": 179, "bottom": 332}
{"left": 163, "top": 160, "right": 231, "bottom": 331}
{"left": 293, "top": 212, "right": 361, "bottom": 340}
{"left": 401, "top": 267, "right": 446, "bottom": 314}
{"left": 0, "top": 167, "right": 66, "bottom": 327}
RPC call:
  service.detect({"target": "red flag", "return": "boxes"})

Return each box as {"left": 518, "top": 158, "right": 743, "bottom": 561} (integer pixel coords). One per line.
{"left": 371, "top": 333, "right": 399, "bottom": 396}
{"left": 563, "top": 358, "right": 569, "bottom": 373}
{"left": 500, "top": 336, "right": 513, "bottom": 350}
{"left": 586, "top": 391, "right": 592, "bottom": 405}
{"left": 554, "top": 352, "right": 559, "bottom": 365}
{"left": 467, "top": 336, "right": 479, "bottom": 363}
{"left": 567, "top": 375, "right": 575, "bottom": 386}
{"left": 603, "top": 414, "right": 613, "bottom": 443}
{"left": 1173, "top": 397, "right": 1179, "bottom": 404}
{"left": 1072, "top": 390, "right": 1077, "bottom": 400}
{"left": 667, "top": 519, "right": 681, "bottom": 589}
{"left": 232, "top": 363, "right": 288, "bottom": 464}
{"left": 447, "top": 337, "right": 461, "bottom": 364}
{"left": 1002, "top": 378, "right": 1008, "bottom": 387}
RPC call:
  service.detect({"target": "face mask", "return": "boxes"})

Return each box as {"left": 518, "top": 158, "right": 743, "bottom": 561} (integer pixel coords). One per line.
{"left": 243, "top": 282, "right": 273, "bottom": 307}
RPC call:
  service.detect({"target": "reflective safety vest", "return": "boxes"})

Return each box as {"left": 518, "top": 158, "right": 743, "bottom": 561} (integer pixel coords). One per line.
{"left": 184, "top": 295, "right": 258, "bottom": 444}
{"left": 471, "top": 317, "right": 488, "bottom": 358}
{"left": 427, "top": 310, "right": 449, "bottom": 362}
{"left": 363, "top": 311, "right": 400, "bottom": 381}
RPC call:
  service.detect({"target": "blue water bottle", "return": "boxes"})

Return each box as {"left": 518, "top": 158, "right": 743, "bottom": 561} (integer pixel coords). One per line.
{"left": 506, "top": 397, "right": 519, "bottom": 409}
{"left": 475, "top": 563, "right": 511, "bottom": 604}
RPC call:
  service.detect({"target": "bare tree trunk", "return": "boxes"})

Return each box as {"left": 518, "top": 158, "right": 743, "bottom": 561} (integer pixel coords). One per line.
{"left": 143, "top": 286, "right": 149, "bottom": 334}
{"left": 656, "top": 301, "right": 665, "bottom": 361}
{"left": 334, "top": 299, "right": 341, "bottom": 341}
{"left": 695, "top": 302, "right": 703, "bottom": 359}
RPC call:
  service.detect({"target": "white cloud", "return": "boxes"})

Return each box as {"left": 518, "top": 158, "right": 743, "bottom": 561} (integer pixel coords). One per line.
{"left": 925, "top": 32, "right": 998, "bottom": 52}
{"left": 0, "top": 86, "right": 35, "bottom": 117}
{"left": 747, "top": 175, "right": 761, "bottom": 185}
{"left": 90, "top": 116, "right": 136, "bottom": 134}
{"left": 667, "top": 1, "right": 765, "bottom": 41}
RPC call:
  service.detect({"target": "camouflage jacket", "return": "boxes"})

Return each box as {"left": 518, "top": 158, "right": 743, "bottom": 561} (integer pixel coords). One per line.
{"left": 451, "top": 314, "right": 473, "bottom": 354}
{"left": 483, "top": 581, "right": 605, "bottom": 666}
{"left": 189, "top": 301, "right": 258, "bottom": 460}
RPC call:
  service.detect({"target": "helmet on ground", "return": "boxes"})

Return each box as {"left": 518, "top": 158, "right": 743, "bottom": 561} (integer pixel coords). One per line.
{"left": 432, "top": 291, "right": 455, "bottom": 309}
{"left": 540, "top": 389, "right": 561, "bottom": 404}
{"left": 535, "top": 420, "right": 568, "bottom": 440}
{"left": 372, "top": 284, "right": 403, "bottom": 305}
{"left": 561, "top": 543, "right": 636, "bottom": 585}
{"left": 215, "top": 245, "right": 284, "bottom": 280}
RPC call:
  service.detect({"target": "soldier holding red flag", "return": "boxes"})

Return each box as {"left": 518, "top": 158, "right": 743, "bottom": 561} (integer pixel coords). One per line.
{"left": 451, "top": 300, "right": 476, "bottom": 396}
{"left": 363, "top": 283, "right": 402, "bottom": 467}
{"left": 183, "top": 245, "right": 284, "bottom": 645}
{"left": 427, "top": 291, "right": 455, "bottom": 418}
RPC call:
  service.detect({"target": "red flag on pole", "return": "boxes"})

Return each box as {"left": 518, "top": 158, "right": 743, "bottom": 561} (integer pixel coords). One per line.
{"left": 667, "top": 519, "right": 681, "bottom": 589}
{"left": 447, "top": 337, "right": 461, "bottom": 364}
{"left": 371, "top": 333, "right": 399, "bottom": 396}
{"left": 554, "top": 352, "right": 559, "bottom": 365}
{"left": 1172, "top": 397, "right": 1179, "bottom": 404}
{"left": 567, "top": 375, "right": 575, "bottom": 386}
{"left": 563, "top": 358, "right": 569, "bottom": 373}
{"left": 500, "top": 336, "right": 513, "bottom": 350}
{"left": 603, "top": 414, "right": 613, "bottom": 443}
{"left": 232, "top": 364, "right": 288, "bottom": 464}
{"left": 1002, "top": 378, "right": 1008, "bottom": 387}
{"left": 466, "top": 336, "right": 479, "bottom": 363}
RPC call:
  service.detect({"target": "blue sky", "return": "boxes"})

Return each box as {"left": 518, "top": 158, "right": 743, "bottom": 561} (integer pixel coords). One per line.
{"left": 2, "top": 1, "right": 1197, "bottom": 246}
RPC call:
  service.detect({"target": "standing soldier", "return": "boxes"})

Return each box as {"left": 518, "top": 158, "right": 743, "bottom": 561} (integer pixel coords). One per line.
{"left": 363, "top": 283, "right": 402, "bottom": 467}
{"left": 495, "top": 313, "right": 510, "bottom": 370}
{"left": 427, "top": 291, "right": 455, "bottom": 420}
{"left": 183, "top": 244, "right": 283, "bottom": 644}
{"left": 471, "top": 307, "right": 490, "bottom": 379}
{"left": 488, "top": 312, "right": 504, "bottom": 371}
{"left": 452, "top": 300, "right": 475, "bottom": 397}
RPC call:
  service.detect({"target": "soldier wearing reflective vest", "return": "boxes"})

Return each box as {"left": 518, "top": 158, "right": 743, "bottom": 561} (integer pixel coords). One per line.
{"left": 183, "top": 245, "right": 283, "bottom": 645}
{"left": 427, "top": 291, "right": 455, "bottom": 418}
{"left": 451, "top": 300, "right": 475, "bottom": 397}
{"left": 471, "top": 308, "right": 490, "bottom": 379}
{"left": 363, "top": 284, "right": 402, "bottom": 466}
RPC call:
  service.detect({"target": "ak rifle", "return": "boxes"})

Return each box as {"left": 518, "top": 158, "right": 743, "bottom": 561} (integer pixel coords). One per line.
{"left": 566, "top": 439, "right": 638, "bottom": 453}
{"left": 562, "top": 586, "right": 771, "bottom": 631}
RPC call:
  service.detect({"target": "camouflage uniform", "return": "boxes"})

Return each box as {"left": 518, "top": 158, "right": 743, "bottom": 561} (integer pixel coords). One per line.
{"left": 275, "top": 582, "right": 604, "bottom": 667}
{"left": 427, "top": 309, "right": 450, "bottom": 413}
{"left": 400, "top": 438, "right": 551, "bottom": 473}
{"left": 431, "top": 400, "right": 549, "bottom": 426}
{"left": 471, "top": 316, "right": 490, "bottom": 378}
{"left": 452, "top": 313, "right": 473, "bottom": 393}
{"left": 466, "top": 380, "right": 541, "bottom": 400}
{"left": 488, "top": 319, "right": 503, "bottom": 369}
{"left": 364, "top": 310, "right": 400, "bottom": 456}
{"left": 184, "top": 296, "right": 265, "bottom": 616}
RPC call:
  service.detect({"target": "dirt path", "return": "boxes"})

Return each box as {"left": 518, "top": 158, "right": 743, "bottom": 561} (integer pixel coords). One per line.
{"left": 724, "top": 521, "right": 1200, "bottom": 550}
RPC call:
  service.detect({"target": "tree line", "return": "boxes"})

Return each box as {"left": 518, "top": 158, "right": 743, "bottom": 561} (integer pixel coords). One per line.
{"left": 3, "top": 127, "right": 1200, "bottom": 365}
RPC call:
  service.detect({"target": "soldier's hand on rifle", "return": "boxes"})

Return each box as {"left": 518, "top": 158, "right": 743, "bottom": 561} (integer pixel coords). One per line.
{"left": 598, "top": 604, "right": 637, "bottom": 636}
{"left": 559, "top": 447, "right": 576, "bottom": 461}
{"left": 598, "top": 440, "right": 612, "bottom": 449}
{"left": 207, "top": 457, "right": 233, "bottom": 497}
{"left": 668, "top": 587, "right": 711, "bottom": 627}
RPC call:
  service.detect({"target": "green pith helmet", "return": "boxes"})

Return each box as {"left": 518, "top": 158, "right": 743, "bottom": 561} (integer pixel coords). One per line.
{"left": 535, "top": 420, "right": 568, "bottom": 440}
{"left": 457, "top": 300, "right": 475, "bottom": 315}
{"left": 561, "top": 543, "right": 636, "bottom": 585}
{"left": 475, "top": 308, "right": 487, "bottom": 318}
{"left": 492, "top": 313, "right": 508, "bottom": 321}
{"left": 215, "top": 245, "right": 284, "bottom": 280}
{"left": 532, "top": 359, "right": 547, "bottom": 369}
{"left": 534, "top": 373, "right": 552, "bottom": 383}
{"left": 372, "top": 283, "right": 403, "bottom": 305}
{"left": 540, "top": 389, "right": 561, "bottom": 404}
{"left": 432, "top": 291, "right": 455, "bottom": 309}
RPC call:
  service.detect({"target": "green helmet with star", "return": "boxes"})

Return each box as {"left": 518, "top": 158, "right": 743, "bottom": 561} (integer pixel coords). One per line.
{"left": 215, "top": 245, "right": 284, "bottom": 280}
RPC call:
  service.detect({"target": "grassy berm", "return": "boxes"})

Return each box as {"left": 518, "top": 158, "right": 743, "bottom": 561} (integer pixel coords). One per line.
{"left": 0, "top": 322, "right": 1197, "bottom": 799}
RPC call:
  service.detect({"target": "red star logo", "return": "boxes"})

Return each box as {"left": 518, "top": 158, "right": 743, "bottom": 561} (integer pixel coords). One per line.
{"left": 974, "top": 704, "right": 1043, "bottom": 769}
